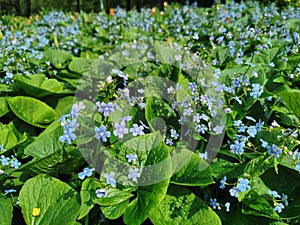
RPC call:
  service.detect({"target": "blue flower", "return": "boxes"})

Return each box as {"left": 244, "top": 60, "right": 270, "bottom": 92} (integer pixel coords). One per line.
{"left": 183, "top": 107, "right": 193, "bottom": 116}
{"left": 111, "top": 69, "right": 128, "bottom": 80}
{"left": 128, "top": 168, "right": 141, "bottom": 182}
{"left": 250, "top": 83, "right": 263, "bottom": 98}
{"left": 247, "top": 126, "right": 257, "bottom": 138}
{"left": 237, "top": 178, "right": 251, "bottom": 192}
{"left": 165, "top": 138, "right": 174, "bottom": 146}
{"left": 4, "top": 189, "right": 16, "bottom": 195}
{"left": 268, "top": 190, "right": 281, "bottom": 198}
{"left": 220, "top": 176, "right": 227, "bottom": 189}
{"left": 130, "top": 124, "right": 145, "bottom": 136}
{"left": 225, "top": 202, "right": 230, "bottom": 212}
{"left": 96, "top": 189, "right": 107, "bottom": 198}
{"left": 170, "top": 129, "right": 179, "bottom": 139}
{"left": 104, "top": 172, "right": 116, "bottom": 188}
{"left": 59, "top": 129, "right": 76, "bottom": 145}
{"left": 126, "top": 154, "right": 137, "bottom": 163}
{"left": 95, "top": 125, "right": 111, "bottom": 142}
{"left": 0, "top": 155, "right": 10, "bottom": 166}
{"left": 230, "top": 140, "right": 245, "bottom": 155}
{"left": 78, "top": 168, "right": 95, "bottom": 180}
{"left": 260, "top": 139, "right": 268, "bottom": 148}
{"left": 209, "top": 198, "right": 219, "bottom": 210}
{"left": 255, "top": 120, "right": 264, "bottom": 132}
{"left": 214, "top": 125, "right": 224, "bottom": 135}
{"left": 274, "top": 203, "right": 284, "bottom": 213}
{"left": 0, "top": 144, "right": 5, "bottom": 153}
{"left": 96, "top": 102, "right": 116, "bottom": 117}
{"left": 282, "top": 194, "right": 289, "bottom": 206}
{"left": 267, "top": 144, "right": 282, "bottom": 158}
{"left": 229, "top": 187, "right": 239, "bottom": 198}
{"left": 70, "top": 102, "right": 85, "bottom": 119}
{"left": 113, "top": 121, "right": 128, "bottom": 139}
{"left": 10, "top": 157, "right": 21, "bottom": 169}
{"left": 232, "top": 77, "right": 243, "bottom": 88}
{"left": 197, "top": 124, "right": 208, "bottom": 134}
{"left": 199, "top": 151, "right": 208, "bottom": 160}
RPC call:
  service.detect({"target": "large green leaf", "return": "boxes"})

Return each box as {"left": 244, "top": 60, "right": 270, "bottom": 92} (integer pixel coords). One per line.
{"left": 170, "top": 147, "right": 214, "bottom": 186}
{"left": 0, "top": 122, "right": 27, "bottom": 150}
{"left": 19, "top": 174, "right": 80, "bottom": 225}
{"left": 55, "top": 96, "right": 74, "bottom": 117}
{"left": 78, "top": 178, "right": 134, "bottom": 220}
{"left": 278, "top": 90, "right": 300, "bottom": 117}
{"left": 16, "top": 149, "right": 64, "bottom": 175}
{"left": 149, "top": 185, "right": 222, "bottom": 225}
{"left": 284, "top": 18, "right": 300, "bottom": 31}
{"left": 69, "top": 57, "right": 89, "bottom": 74}
{"left": 252, "top": 48, "right": 279, "bottom": 65}
{"left": 43, "top": 49, "right": 72, "bottom": 69}
{"left": 86, "top": 58, "right": 115, "bottom": 79}
{"left": 0, "top": 197, "right": 13, "bottom": 225}
{"left": 14, "top": 74, "right": 63, "bottom": 97}
{"left": 145, "top": 97, "right": 175, "bottom": 132}
{"left": 154, "top": 42, "right": 175, "bottom": 64}
{"left": 114, "top": 132, "right": 172, "bottom": 225}
{"left": 8, "top": 96, "right": 56, "bottom": 128}
{"left": 100, "top": 199, "right": 130, "bottom": 220}
{"left": 244, "top": 153, "right": 277, "bottom": 177}
{"left": 0, "top": 97, "right": 9, "bottom": 117}
{"left": 242, "top": 191, "right": 279, "bottom": 219}
{"left": 24, "top": 122, "right": 63, "bottom": 158}
{"left": 211, "top": 46, "right": 229, "bottom": 65}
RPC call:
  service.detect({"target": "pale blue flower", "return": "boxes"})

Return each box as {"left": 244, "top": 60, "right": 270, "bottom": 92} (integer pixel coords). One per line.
{"left": 78, "top": 168, "right": 95, "bottom": 180}
{"left": 128, "top": 168, "right": 140, "bottom": 182}
{"left": 95, "top": 125, "right": 111, "bottom": 142}
{"left": 104, "top": 172, "right": 116, "bottom": 187}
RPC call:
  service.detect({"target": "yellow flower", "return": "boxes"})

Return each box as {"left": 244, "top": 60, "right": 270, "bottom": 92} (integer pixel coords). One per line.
{"left": 32, "top": 208, "right": 40, "bottom": 217}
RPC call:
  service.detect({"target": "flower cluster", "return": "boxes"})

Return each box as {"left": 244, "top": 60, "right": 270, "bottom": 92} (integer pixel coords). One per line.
{"left": 59, "top": 102, "right": 85, "bottom": 145}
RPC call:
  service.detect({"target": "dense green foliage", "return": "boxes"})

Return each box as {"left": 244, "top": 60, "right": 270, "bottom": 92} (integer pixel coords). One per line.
{"left": 0, "top": 1, "right": 300, "bottom": 225}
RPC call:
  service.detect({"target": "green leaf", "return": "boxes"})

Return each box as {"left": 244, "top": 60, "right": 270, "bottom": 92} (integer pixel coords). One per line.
{"left": 78, "top": 178, "right": 133, "bottom": 220}
{"left": 0, "top": 84, "right": 13, "bottom": 92}
{"left": 16, "top": 150, "right": 64, "bottom": 175}
{"left": 149, "top": 185, "right": 222, "bottom": 225}
{"left": 100, "top": 199, "right": 130, "bottom": 219}
{"left": 244, "top": 153, "right": 276, "bottom": 177}
{"left": 19, "top": 174, "right": 80, "bottom": 225}
{"left": 0, "top": 122, "right": 27, "bottom": 150}
{"left": 154, "top": 42, "right": 175, "bottom": 63}
{"left": 211, "top": 46, "right": 229, "bottom": 65}
{"left": 284, "top": 18, "right": 300, "bottom": 32}
{"left": 86, "top": 58, "right": 115, "bottom": 79}
{"left": 210, "top": 159, "right": 245, "bottom": 179}
{"left": 14, "top": 74, "right": 63, "bottom": 97}
{"left": 0, "top": 124, "right": 17, "bottom": 150}
{"left": 253, "top": 48, "right": 279, "bottom": 65}
{"left": 24, "top": 122, "right": 62, "bottom": 158}
{"left": 55, "top": 96, "right": 74, "bottom": 117}
{"left": 0, "top": 197, "right": 13, "bottom": 225}
{"left": 0, "top": 97, "right": 9, "bottom": 117}
{"left": 269, "top": 222, "right": 289, "bottom": 225}
{"left": 278, "top": 90, "right": 300, "bottom": 117}
{"left": 117, "top": 133, "right": 171, "bottom": 225}
{"left": 78, "top": 178, "right": 97, "bottom": 220}
{"left": 242, "top": 191, "right": 279, "bottom": 219}
{"left": 69, "top": 57, "right": 89, "bottom": 74}
{"left": 145, "top": 97, "right": 174, "bottom": 132}
{"left": 8, "top": 96, "right": 56, "bottom": 128}
{"left": 170, "top": 148, "right": 214, "bottom": 186}
{"left": 43, "top": 49, "right": 72, "bottom": 69}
